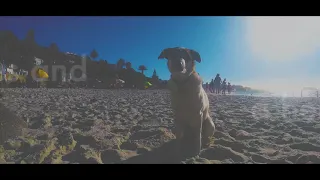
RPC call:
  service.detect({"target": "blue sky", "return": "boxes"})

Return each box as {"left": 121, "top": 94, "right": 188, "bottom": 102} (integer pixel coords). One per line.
{"left": 1, "top": 16, "right": 320, "bottom": 94}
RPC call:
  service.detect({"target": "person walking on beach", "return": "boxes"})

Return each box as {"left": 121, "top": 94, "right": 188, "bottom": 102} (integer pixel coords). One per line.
{"left": 209, "top": 79, "right": 214, "bottom": 93}
{"left": 227, "top": 82, "right": 232, "bottom": 94}
{"left": 222, "top": 78, "right": 227, "bottom": 95}
{"left": 214, "top": 74, "right": 221, "bottom": 94}
{"left": 205, "top": 82, "right": 209, "bottom": 92}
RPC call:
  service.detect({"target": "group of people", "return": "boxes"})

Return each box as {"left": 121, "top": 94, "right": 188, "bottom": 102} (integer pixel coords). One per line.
{"left": 204, "top": 73, "right": 232, "bottom": 95}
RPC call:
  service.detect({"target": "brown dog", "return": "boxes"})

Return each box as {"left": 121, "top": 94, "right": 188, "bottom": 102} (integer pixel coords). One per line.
{"left": 158, "top": 47, "right": 215, "bottom": 158}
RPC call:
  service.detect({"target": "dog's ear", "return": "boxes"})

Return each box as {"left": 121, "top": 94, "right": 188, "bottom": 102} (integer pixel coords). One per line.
{"left": 188, "top": 49, "right": 201, "bottom": 63}
{"left": 158, "top": 48, "right": 172, "bottom": 60}
{"left": 158, "top": 47, "right": 202, "bottom": 63}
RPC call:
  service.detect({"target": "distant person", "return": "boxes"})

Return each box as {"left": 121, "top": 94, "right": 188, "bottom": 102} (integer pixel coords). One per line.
{"left": 227, "top": 82, "right": 232, "bottom": 94}
{"left": 210, "top": 79, "right": 214, "bottom": 93}
{"left": 222, "top": 78, "right": 227, "bottom": 95}
{"left": 213, "top": 74, "right": 221, "bottom": 94}
{"left": 205, "top": 82, "right": 209, "bottom": 92}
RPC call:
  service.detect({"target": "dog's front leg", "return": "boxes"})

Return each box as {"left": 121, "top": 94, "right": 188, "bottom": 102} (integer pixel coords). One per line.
{"left": 202, "top": 113, "right": 215, "bottom": 148}
{"left": 173, "top": 118, "right": 185, "bottom": 160}
{"left": 181, "top": 112, "right": 203, "bottom": 158}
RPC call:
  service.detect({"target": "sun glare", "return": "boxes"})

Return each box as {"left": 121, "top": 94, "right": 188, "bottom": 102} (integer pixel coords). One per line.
{"left": 244, "top": 16, "right": 320, "bottom": 62}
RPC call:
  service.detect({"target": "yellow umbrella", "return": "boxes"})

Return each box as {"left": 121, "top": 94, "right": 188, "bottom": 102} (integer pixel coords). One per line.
{"left": 37, "top": 68, "right": 49, "bottom": 79}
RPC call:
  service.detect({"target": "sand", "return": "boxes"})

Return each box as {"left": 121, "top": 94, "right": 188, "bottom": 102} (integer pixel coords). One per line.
{"left": 0, "top": 88, "right": 320, "bottom": 164}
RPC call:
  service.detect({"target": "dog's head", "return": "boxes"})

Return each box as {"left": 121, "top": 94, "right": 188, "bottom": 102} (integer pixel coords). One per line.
{"left": 158, "top": 47, "right": 201, "bottom": 82}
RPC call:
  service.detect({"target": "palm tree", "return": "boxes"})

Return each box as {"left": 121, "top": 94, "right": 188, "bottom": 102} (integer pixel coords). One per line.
{"left": 90, "top": 49, "right": 99, "bottom": 60}
{"left": 138, "top": 65, "right": 147, "bottom": 74}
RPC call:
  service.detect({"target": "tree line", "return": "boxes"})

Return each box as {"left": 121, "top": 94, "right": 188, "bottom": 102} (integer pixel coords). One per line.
{"left": 0, "top": 29, "right": 163, "bottom": 89}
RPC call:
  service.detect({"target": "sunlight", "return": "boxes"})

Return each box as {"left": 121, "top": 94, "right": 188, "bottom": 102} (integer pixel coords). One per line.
{"left": 236, "top": 77, "right": 320, "bottom": 97}
{"left": 244, "top": 16, "right": 320, "bottom": 62}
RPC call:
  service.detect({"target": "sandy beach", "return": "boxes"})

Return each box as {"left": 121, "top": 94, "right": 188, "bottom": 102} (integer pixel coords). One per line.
{"left": 0, "top": 88, "right": 320, "bottom": 164}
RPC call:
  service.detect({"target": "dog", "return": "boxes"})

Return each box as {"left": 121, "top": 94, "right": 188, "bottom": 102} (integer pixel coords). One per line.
{"left": 158, "top": 47, "right": 215, "bottom": 158}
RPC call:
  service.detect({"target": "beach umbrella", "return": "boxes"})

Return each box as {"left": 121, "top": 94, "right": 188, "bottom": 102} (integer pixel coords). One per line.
{"left": 37, "top": 68, "right": 49, "bottom": 79}
{"left": 35, "top": 68, "right": 49, "bottom": 88}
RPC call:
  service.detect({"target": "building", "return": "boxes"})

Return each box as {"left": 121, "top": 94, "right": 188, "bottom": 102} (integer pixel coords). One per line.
{"left": 34, "top": 57, "right": 43, "bottom": 66}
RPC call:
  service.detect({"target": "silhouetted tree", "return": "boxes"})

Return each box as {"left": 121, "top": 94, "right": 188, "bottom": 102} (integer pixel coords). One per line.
{"left": 138, "top": 65, "right": 147, "bottom": 74}
{"left": 49, "top": 43, "right": 59, "bottom": 52}
{"left": 90, "top": 49, "right": 98, "bottom": 60}
{"left": 125, "top": 62, "right": 132, "bottom": 69}
{"left": 25, "top": 29, "right": 35, "bottom": 44}
{"left": 117, "top": 58, "right": 125, "bottom": 70}
{"left": 0, "top": 30, "right": 161, "bottom": 89}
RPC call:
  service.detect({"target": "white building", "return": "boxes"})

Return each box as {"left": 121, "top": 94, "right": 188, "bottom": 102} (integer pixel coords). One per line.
{"left": 34, "top": 57, "right": 43, "bottom": 66}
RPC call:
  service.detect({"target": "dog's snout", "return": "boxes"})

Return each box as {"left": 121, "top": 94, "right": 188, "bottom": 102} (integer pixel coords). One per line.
{"left": 170, "top": 59, "right": 185, "bottom": 72}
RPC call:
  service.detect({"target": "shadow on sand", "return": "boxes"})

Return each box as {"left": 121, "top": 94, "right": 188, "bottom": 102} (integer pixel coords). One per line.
{"left": 0, "top": 103, "right": 28, "bottom": 145}
{"left": 121, "top": 140, "right": 184, "bottom": 164}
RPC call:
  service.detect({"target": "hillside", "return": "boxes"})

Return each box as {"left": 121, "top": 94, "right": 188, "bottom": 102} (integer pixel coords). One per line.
{"left": 0, "top": 30, "right": 161, "bottom": 89}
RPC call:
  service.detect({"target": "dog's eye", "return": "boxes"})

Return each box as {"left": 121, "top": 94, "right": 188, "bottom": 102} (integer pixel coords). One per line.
{"left": 180, "top": 59, "right": 186, "bottom": 68}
